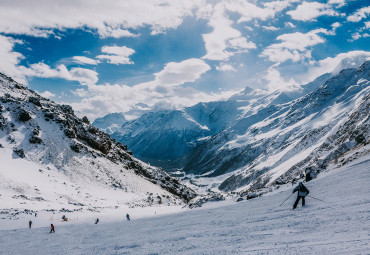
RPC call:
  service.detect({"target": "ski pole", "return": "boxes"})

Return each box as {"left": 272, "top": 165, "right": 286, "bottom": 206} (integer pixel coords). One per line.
{"left": 280, "top": 193, "right": 294, "bottom": 206}
{"left": 307, "top": 195, "right": 326, "bottom": 203}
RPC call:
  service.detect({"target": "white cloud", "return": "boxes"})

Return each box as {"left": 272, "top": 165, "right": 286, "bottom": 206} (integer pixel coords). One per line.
{"left": 261, "top": 29, "right": 332, "bottom": 63}
{"left": 262, "top": 26, "right": 279, "bottom": 31}
{"left": 331, "top": 22, "right": 341, "bottom": 29}
{"left": 347, "top": 6, "right": 370, "bottom": 22}
{"left": 264, "top": 66, "right": 298, "bottom": 91}
{"left": 347, "top": 21, "right": 370, "bottom": 42}
{"left": 216, "top": 63, "right": 236, "bottom": 72}
{"left": 200, "top": 0, "right": 298, "bottom": 62}
{"left": 96, "top": 46, "right": 135, "bottom": 65}
{"left": 328, "top": 0, "right": 346, "bottom": 8}
{"left": 22, "top": 63, "right": 98, "bottom": 85}
{"left": 300, "top": 51, "right": 370, "bottom": 83}
{"left": 39, "top": 91, "right": 56, "bottom": 98}
{"left": 72, "top": 56, "right": 99, "bottom": 65}
{"left": 0, "top": 0, "right": 204, "bottom": 37}
{"left": 0, "top": 35, "right": 26, "bottom": 83}
{"left": 97, "top": 27, "right": 139, "bottom": 38}
{"left": 287, "top": 1, "right": 339, "bottom": 21}
{"left": 0, "top": 35, "right": 98, "bottom": 85}
{"left": 349, "top": 32, "right": 370, "bottom": 41}
{"left": 284, "top": 22, "right": 296, "bottom": 28}
{"left": 152, "top": 58, "right": 211, "bottom": 87}
{"left": 67, "top": 58, "right": 229, "bottom": 120}
{"left": 201, "top": 2, "right": 257, "bottom": 61}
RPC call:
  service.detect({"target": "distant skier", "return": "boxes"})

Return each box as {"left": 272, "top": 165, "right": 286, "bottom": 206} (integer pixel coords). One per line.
{"left": 292, "top": 182, "right": 309, "bottom": 209}
{"left": 126, "top": 214, "right": 130, "bottom": 221}
{"left": 95, "top": 218, "right": 99, "bottom": 224}
{"left": 50, "top": 224, "right": 55, "bottom": 233}
{"left": 29, "top": 220, "right": 32, "bottom": 228}
{"left": 35, "top": 212, "right": 37, "bottom": 217}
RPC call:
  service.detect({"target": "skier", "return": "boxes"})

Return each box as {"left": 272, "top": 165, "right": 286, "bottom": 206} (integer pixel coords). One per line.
{"left": 95, "top": 218, "right": 99, "bottom": 224}
{"left": 126, "top": 213, "right": 130, "bottom": 221}
{"left": 29, "top": 220, "right": 32, "bottom": 228}
{"left": 50, "top": 224, "right": 55, "bottom": 233}
{"left": 292, "top": 182, "right": 309, "bottom": 209}
{"left": 35, "top": 212, "right": 37, "bottom": 217}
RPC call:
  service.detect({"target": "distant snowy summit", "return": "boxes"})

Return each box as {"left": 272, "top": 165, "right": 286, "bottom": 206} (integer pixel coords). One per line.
{"left": 101, "top": 61, "right": 369, "bottom": 195}
{"left": 0, "top": 73, "right": 196, "bottom": 218}
{"left": 92, "top": 112, "right": 127, "bottom": 134}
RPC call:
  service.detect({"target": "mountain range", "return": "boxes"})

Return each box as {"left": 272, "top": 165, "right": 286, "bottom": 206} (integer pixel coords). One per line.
{"left": 102, "top": 62, "right": 369, "bottom": 195}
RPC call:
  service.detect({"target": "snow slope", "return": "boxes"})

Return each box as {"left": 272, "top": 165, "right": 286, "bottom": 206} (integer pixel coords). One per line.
{"left": 0, "top": 149, "right": 369, "bottom": 254}
{"left": 182, "top": 61, "right": 370, "bottom": 193}
{"left": 0, "top": 73, "right": 196, "bottom": 222}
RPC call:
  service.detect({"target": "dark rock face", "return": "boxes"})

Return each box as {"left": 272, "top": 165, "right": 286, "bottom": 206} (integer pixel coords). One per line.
{"left": 82, "top": 116, "right": 90, "bottom": 124}
{"left": 64, "top": 129, "right": 76, "bottom": 138}
{"left": 13, "top": 148, "right": 25, "bottom": 158}
{"left": 29, "top": 136, "right": 42, "bottom": 144}
{"left": 18, "top": 109, "right": 31, "bottom": 122}
{"left": 28, "top": 97, "right": 41, "bottom": 107}
{"left": 70, "top": 143, "right": 83, "bottom": 153}
{"left": 44, "top": 113, "right": 54, "bottom": 119}
{"left": 60, "top": 104, "right": 74, "bottom": 115}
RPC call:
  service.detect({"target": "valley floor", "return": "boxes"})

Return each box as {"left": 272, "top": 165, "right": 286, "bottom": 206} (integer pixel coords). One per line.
{"left": 1, "top": 155, "right": 370, "bottom": 254}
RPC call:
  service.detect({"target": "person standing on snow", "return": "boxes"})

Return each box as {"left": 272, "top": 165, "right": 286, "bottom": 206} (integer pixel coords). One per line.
{"left": 126, "top": 214, "right": 130, "bottom": 221}
{"left": 95, "top": 218, "right": 99, "bottom": 224}
{"left": 50, "top": 224, "right": 55, "bottom": 233}
{"left": 292, "top": 182, "right": 309, "bottom": 209}
{"left": 29, "top": 220, "right": 32, "bottom": 228}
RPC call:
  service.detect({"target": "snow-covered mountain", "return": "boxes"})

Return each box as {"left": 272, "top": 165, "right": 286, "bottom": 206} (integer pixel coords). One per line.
{"left": 111, "top": 101, "right": 243, "bottom": 170}
{"left": 92, "top": 112, "right": 127, "bottom": 134}
{"left": 0, "top": 73, "right": 196, "bottom": 218}
{"left": 108, "top": 62, "right": 369, "bottom": 196}
{"left": 184, "top": 61, "right": 370, "bottom": 194}
{"left": 110, "top": 73, "right": 330, "bottom": 172}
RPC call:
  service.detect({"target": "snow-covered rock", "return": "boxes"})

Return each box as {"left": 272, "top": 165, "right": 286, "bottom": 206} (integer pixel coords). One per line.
{"left": 0, "top": 73, "right": 196, "bottom": 218}
{"left": 184, "top": 61, "right": 370, "bottom": 194}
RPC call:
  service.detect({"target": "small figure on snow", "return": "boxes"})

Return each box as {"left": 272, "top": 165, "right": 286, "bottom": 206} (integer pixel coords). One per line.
{"left": 95, "top": 218, "right": 99, "bottom": 224}
{"left": 29, "top": 220, "right": 32, "bottom": 228}
{"left": 35, "top": 212, "right": 37, "bottom": 217}
{"left": 50, "top": 224, "right": 55, "bottom": 233}
{"left": 126, "top": 213, "right": 130, "bottom": 221}
{"left": 292, "top": 182, "right": 309, "bottom": 209}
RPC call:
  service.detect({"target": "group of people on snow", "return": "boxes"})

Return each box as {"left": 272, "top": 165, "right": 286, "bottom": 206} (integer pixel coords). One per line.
{"left": 28, "top": 212, "right": 132, "bottom": 232}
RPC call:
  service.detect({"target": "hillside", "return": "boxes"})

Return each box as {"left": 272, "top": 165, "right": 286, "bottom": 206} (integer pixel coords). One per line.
{"left": 182, "top": 61, "right": 370, "bottom": 194}
{"left": 0, "top": 73, "right": 196, "bottom": 221}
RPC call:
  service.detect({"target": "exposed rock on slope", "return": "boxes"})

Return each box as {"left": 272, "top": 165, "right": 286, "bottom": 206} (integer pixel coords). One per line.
{"left": 0, "top": 73, "right": 196, "bottom": 213}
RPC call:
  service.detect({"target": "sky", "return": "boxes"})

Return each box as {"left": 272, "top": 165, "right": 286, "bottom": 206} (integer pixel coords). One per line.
{"left": 0, "top": 0, "right": 369, "bottom": 120}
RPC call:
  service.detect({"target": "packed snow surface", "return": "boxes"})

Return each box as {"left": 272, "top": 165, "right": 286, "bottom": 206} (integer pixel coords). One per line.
{"left": 1, "top": 155, "right": 369, "bottom": 254}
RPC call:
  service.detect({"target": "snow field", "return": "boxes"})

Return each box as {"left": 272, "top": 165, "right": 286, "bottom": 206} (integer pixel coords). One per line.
{"left": 1, "top": 154, "right": 369, "bottom": 254}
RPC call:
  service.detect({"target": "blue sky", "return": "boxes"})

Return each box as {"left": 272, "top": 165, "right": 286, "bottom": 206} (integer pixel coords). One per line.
{"left": 0, "top": 0, "right": 369, "bottom": 120}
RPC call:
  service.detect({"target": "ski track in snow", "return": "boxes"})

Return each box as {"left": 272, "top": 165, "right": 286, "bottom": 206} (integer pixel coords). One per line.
{"left": 1, "top": 156, "right": 369, "bottom": 254}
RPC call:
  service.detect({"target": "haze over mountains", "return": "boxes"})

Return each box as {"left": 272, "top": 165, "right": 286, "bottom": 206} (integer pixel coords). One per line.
{"left": 98, "top": 61, "right": 370, "bottom": 195}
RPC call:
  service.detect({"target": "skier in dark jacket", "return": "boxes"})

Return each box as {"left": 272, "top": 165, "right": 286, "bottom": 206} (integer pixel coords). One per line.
{"left": 126, "top": 214, "right": 130, "bottom": 221}
{"left": 29, "top": 220, "right": 32, "bottom": 228}
{"left": 50, "top": 224, "right": 55, "bottom": 233}
{"left": 95, "top": 218, "right": 99, "bottom": 224}
{"left": 292, "top": 182, "right": 309, "bottom": 209}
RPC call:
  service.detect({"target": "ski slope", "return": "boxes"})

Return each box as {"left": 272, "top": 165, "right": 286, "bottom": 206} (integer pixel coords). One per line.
{"left": 1, "top": 153, "right": 369, "bottom": 254}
